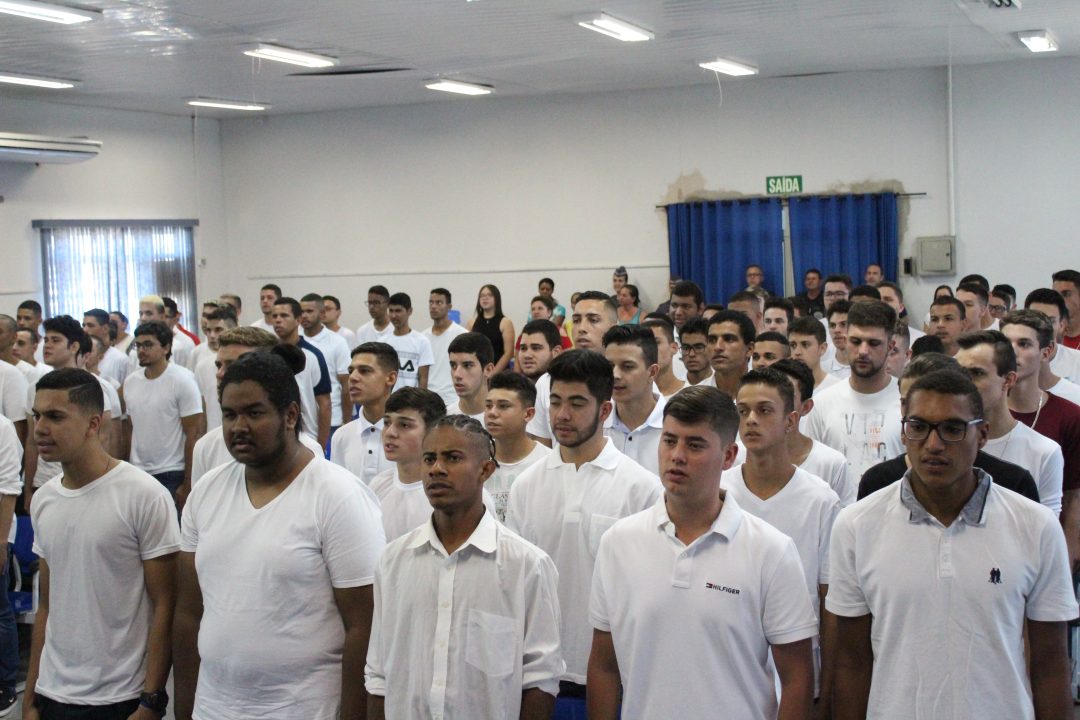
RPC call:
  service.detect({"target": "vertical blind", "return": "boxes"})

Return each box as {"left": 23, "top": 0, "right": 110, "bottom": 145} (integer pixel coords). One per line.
{"left": 35, "top": 220, "right": 198, "bottom": 321}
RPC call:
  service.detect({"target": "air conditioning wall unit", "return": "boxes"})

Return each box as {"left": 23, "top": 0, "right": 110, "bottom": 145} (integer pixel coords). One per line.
{"left": 0, "top": 132, "right": 101, "bottom": 164}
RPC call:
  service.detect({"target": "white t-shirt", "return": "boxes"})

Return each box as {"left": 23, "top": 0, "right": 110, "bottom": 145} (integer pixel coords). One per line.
{"left": 296, "top": 346, "right": 325, "bottom": 442}
{"left": 524, "top": 373, "right": 551, "bottom": 441}
{"left": 488, "top": 443, "right": 548, "bottom": 523}
{"left": 28, "top": 374, "right": 123, "bottom": 487}
{"left": 0, "top": 416, "right": 22, "bottom": 543}
{"left": 422, "top": 322, "right": 469, "bottom": 406}
{"left": 31, "top": 462, "right": 180, "bottom": 704}
{"left": 805, "top": 377, "right": 904, "bottom": 478}
{"left": 814, "top": 371, "right": 843, "bottom": 395}
{"left": 98, "top": 346, "right": 130, "bottom": 387}
{"left": 16, "top": 360, "right": 49, "bottom": 385}
{"left": 194, "top": 355, "right": 220, "bottom": 431}
{"left": 386, "top": 330, "right": 434, "bottom": 391}
{"left": 355, "top": 320, "right": 394, "bottom": 344}
{"left": 370, "top": 467, "right": 495, "bottom": 543}
{"left": 181, "top": 458, "right": 385, "bottom": 720}
{"left": 0, "top": 361, "right": 28, "bottom": 425}
{"left": 329, "top": 413, "right": 391, "bottom": 486}
{"left": 1050, "top": 344, "right": 1080, "bottom": 385}
{"left": 334, "top": 326, "right": 357, "bottom": 352}
{"left": 185, "top": 341, "right": 214, "bottom": 374}
{"left": 170, "top": 328, "right": 195, "bottom": 369}
{"left": 446, "top": 400, "right": 485, "bottom": 425}
{"left": 249, "top": 318, "right": 273, "bottom": 333}
{"left": 590, "top": 496, "right": 819, "bottom": 720}
{"left": 983, "top": 421, "right": 1064, "bottom": 515}
{"left": 305, "top": 327, "right": 351, "bottom": 427}
{"left": 365, "top": 511, "right": 563, "bottom": 719}
{"left": 190, "top": 428, "right": 324, "bottom": 487}
{"left": 801, "top": 439, "right": 857, "bottom": 506}
{"left": 826, "top": 476, "right": 1079, "bottom": 720}
{"left": 506, "top": 439, "right": 662, "bottom": 683}
{"left": 1048, "top": 377, "right": 1080, "bottom": 407}
{"left": 122, "top": 363, "right": 203, "bottom": 474}
{"left": 604, "top": 393, "right": 666, "bottom": 475}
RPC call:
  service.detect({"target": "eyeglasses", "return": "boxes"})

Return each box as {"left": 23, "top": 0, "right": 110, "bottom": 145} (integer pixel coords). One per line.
{"left": 901, "top": 417, "right": 984, "bottom": 444}
{"left": 365, "top": 300, "right": 386, "bottom": 307}
{"left": 133, "top": 341, "right": 160, "bottom": 350}
{"left": 988, "top": 304, "right": 1008, "bottom": 315}
{"left": 824, "top": 291, "right": 849, "bottom": 298}
{"left": 681, "top": 343, "right": 707, "bottom": 355}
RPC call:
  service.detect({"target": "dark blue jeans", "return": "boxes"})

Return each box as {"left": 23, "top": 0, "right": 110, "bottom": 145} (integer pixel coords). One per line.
{"left": 36, "top": 696, "right": 140, "bottom": 719}
{"left": 0, "top": 548, "right": 18, "bottom": 692}
{"left": 151, "top": 470, "right": 184, "bottom": 500}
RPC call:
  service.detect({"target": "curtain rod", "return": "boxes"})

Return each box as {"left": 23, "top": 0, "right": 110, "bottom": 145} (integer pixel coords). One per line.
{"left": 654, "top": 192, "right": 927, "bottom": 210}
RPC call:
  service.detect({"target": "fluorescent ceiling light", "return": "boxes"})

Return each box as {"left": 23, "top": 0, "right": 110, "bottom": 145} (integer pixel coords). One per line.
{"left": 1017, "top": 30, "right": 1058, "bottom": 53}
{"left": 577, "top": 13, "right": 653, "bottom": 42}
{"left": 0, "top": 0, "right": 100, "bottom": 24}
{"left": 187, "top": 98, "right": 268, "bottom": 112}
{"left": 699, "top": 58, "right": 759, "bottom": 77}
{"left": 425, "top": 79, "right": 493, "bottom": 96}
{"left": 0, "top": 72, "right": 76, "bottom": 88}
{"left": 243, "top": 43, "right": 339, "bottom": 68}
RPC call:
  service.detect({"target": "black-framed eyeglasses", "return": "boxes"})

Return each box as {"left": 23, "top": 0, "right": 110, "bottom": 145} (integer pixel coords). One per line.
{"left": 901, "top": 416, "right": 984, "bottom": 444}
{"left": 681, "top": 343, "right": 707, "bottom": 355}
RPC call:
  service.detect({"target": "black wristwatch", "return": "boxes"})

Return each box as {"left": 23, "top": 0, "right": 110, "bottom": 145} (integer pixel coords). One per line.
{"left": 139, "top": 689, "right": 168, "bottom": 717}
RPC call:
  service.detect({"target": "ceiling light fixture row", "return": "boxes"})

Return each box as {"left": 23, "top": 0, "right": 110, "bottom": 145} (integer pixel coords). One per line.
{"left": 1017, "top": 30, "right": 1058, "bottom": 53}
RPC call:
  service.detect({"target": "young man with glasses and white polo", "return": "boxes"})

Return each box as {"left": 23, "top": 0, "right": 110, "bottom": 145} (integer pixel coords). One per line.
{"left": 830, "top": 369, "right": 1077, "bottom": 719}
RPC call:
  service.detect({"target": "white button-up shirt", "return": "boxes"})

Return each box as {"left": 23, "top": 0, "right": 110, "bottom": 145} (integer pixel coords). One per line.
{"left": 329, "top": 412, "right": 390, "bottom": 485}
{"left": 365, "top": 510, "right": 563, "bottom": 720}
{"left": 604, "top": 390, "right": 666, "bottom": 474}
{"left": 506, "top": 438, "right": 661, "bottom": 683}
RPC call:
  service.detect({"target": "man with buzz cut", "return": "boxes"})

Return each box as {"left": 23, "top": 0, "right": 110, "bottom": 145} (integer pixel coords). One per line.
{"left": 807, "top": 301, "right": 904, "bottom": 478}
{"left": 17, "top": 300, "right": 45, "bottom": 363}
{"left": 728, "top": 290, "right": 765, "bottom": 333}
{"left": 26, "top": 368, "right": 179, "bottom": 720}
{"left": 788, "top": 316, "right": 842, "bottom": 396}
{"left": 929, "top": 295, "right": 966, "bottom": 357}
{"left": 422, "top": 288, "right": 468, "bottom": 407}
{"left": 750, "top": 330, "right": 790, "bottom": 370}
{"left": 251, "top": 282, "right": 281, "bottom": 333}
{"left": 642, "top": 315, "right": 687, "bottom": 398}
{"left": 446, "top": 332, "right": 495, "bottom": 424}
{"left": 588, "top": 384, "right": 817, "bottom": 720}
{"left": 330, "top": 342, "right": 398, "bottom": 487}
{"left": 705, "top": 310, "right": 756, "bottom": 396}
{"left": 300, "top": 292, "right": 353, "bottom": 430}
{"left": 385, "top": 292, "right": 434, "bottom": 392}
{"left": 571, "top": 290, "right": 618, "bottom": 351}
{"left": 602, "top": 325, "right": 665, "bottom": 475}
{"left": 365, "top": 415, "right": 564, "bottom": 720}
{"left": 82, "top": 308, "right": 128, "bottom": 387}
{"left": 830, "top": 369, "right": 1078, "bottom": 720}
{"left": 271, "top": 296, "right": 333, "bottom": 448}
{"left": 485, "top": 371, "right": 548, "bottom": 523}
{"left": 1025, "top": 288, "right": 1080, "bottom": 390}
{"left": 507, "top": 349, "right": 661, "bottom": 717}
{"left": 956, "top": 282, "right": 996, "bottom": 332}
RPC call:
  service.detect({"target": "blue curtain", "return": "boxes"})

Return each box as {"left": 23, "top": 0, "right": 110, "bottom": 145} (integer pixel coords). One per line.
{"left": 788, "top": 193, "right": 899, "bottom": 284}
{"left": 666, "top": 198, "right": 784, "bottom": 304}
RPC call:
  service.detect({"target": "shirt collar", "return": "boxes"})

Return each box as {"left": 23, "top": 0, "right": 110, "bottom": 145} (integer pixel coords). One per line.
{"left": 357, "top": 412, "right": 383, "bottom": 433}
{"left": 899, "top": 468, "right": 992, "bottom": 526}
{"left": 546, "top": 436, "right": 622, "bottom": 471}
{"left": 652, "top": 489, "right": 743, "bottom": 541}
{"left": 407, "top": 508, "right": 499, "bottom": 556}
{"left": 606, "top": 390, "right": 666, "bottom": 433}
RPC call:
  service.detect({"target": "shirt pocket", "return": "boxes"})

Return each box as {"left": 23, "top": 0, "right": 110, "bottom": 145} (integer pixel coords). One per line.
{"left": 465, "top": 609, "right": 517, "bottom": 678}
{"left": 588, "top": 513, "right": 619, "bottom": 557}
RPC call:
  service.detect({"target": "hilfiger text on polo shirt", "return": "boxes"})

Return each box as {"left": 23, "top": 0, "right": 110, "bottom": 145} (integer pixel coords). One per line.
{"left": 705, "top": 582, "right": 740, "bottom": 595}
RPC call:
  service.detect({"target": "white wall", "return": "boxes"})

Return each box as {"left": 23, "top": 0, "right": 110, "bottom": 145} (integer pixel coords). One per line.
{"left": 220, "top": 67, "right": 951, "bottom": 330}
{"left": 0, "top": 98, "right": 228, "bottom": 321}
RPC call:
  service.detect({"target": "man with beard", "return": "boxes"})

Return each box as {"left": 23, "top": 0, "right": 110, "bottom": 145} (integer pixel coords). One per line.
{"left": 507, "top": 349, "right": 660, "bottom": 718}
{"left": 174, "top": 352, "right": 385, "bottom": 720}
{"left": 807, "top": 301, "right": 904, "bottom": 478}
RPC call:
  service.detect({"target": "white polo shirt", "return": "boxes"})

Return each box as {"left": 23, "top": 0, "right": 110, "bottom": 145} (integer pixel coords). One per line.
{"left": 524, "top": 373, "right": 551, "bottom": 441}
{"left": 590, "top": 495, "right": 819, "bottom": 720}
{"left": 826, "top": 472, "right": 1079, "bottom": 720}
{"left": 805, "top": 377, "right": 904, "bottom": 478}
{"left": 329, "top": 413, "right": 391, "bottom": 486}
{"left": 365, "top": 510, "right": 563, "bottom": 719}
{"left": 983, "top": 421, "right": 1064, "bottom": 515}
{"left": 506, "top": 438, "right": 661, "bottom": 683}
{"left": 603, "top": 391, "right": 666, "bottom": 475}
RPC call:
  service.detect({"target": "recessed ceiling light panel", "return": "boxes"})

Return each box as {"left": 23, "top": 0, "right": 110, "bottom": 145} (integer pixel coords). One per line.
{"left": 577, "top": 13, "right": 653, "bottom": 42}
{"left": 187, "top": 98, "right": 268, "bottom": 111}
{"left": 1017, "top": 30, "right": 1058, "bottom": 53}
{"left": 0, "top": 72, "right": 76, "bottom": 88}
{"left": 0, "top": 0, "right": 100, "bottom": 24}
{"left": 425, "top": 79, "right": 493, "bottom": 96}
{"left": 243, "top": 43, "right": 339, "bottom": 68}
{"left": 699, "top": 58, "right": 759, "bottom": 77}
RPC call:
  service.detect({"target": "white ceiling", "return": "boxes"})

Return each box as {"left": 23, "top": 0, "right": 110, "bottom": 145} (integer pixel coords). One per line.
{"left": 0, "top": 0, "right": 1078, "bottom": 116}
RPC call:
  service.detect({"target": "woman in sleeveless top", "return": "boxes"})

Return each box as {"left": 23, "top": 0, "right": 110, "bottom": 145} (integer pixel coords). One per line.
{"left": 468, "top": 284, "right": 515, "bottom": 373}
{"left": 617, "top": 284, "right": 643, "bottom": 325}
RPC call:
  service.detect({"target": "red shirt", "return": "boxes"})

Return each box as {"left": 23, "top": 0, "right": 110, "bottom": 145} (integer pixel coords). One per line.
{"left": 1012, "top": 393, "right": 1080, "bottom": 491}
{"left": 1064, "top": 334, "right": 1080, "bottom": 351}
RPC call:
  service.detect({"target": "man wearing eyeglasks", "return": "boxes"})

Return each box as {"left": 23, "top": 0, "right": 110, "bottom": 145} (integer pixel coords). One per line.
{"left": 828, "top": 368, "right": 1077, "bottom": 720}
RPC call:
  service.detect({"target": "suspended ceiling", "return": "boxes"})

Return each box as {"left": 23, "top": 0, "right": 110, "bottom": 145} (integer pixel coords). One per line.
{"left": 0, "top": 0, "right": 1077, "bottom": 116}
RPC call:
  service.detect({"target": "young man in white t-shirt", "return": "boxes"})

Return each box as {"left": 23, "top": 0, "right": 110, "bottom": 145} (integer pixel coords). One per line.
{"left": 642, "top": 316, "right": 686, "bottom": 398}
{"left": 175, "top": 352, "right": 385, "bottom": 720}
{"left": 602, "top": 325, "right": 665, "bottom": 475}
{"left": 788, "top": 316, "right": 842, "bottom": 395}
{"left": 300, "top": 292, "right": 352, "bottom": 429}
{"left": 250, "top": 282, "right": 280, "bottom": 333}
{"left": 957, "top": 331, "right": 1065, "bottom": 515}
{"left": 506, "top": 349, "right": 661, "bottom": 714}
{"left": 446, "top": 332, "right": 494, "bottom": 422}
{"left": 807, "top": 301, "right": 904, "bottom": 478}
{"left": 322, "top": 294, "right": 357, "bottom": 352}
{"left": 386, "top": 292, "right": 434, "bottom": 392}
{"left": 421, "top": 288, "right": 468, "bottom": 406}
{"left": 519, "top": 319, "right": 564, "bottom": 449}
{"left": 121, "top": 320, "right": 204, "bottom": 501}
{"left": 0, "top": 412, "right": 20, "bottom": 714}
{"left": 588, "top": 384, "right": 817, "bottom": 719}
{"left": 929, "top": 296, "right": 967, "bottom": 357}
{"left": 365, "top": 415, "right": 563, "bottom": 719}
{"left": 26, "top": 368, "right": 179, "bottom": 720}
{"left": 824, "top": 300, "right": 852, "bottom": 376}
{"left": 191, "top": 305, "right": 237, "bottom": 433}
{"left": 1026, "top": 289, "right": 1080, "bottom": 389}
{"left": 727, "top": 369, "right": 841, "bottom": 707}
{"left": 271, "top": 297, "right": 333, "bottom": 447}
{"left": 485, "top": 371, "right": 548, "bottom": 523}
{"left": 829, "top": 369, "right": 1077, "bottom": 719}
{"left": 355, "top": 285, "right": 393, "bottom": 344}
{"left": 81, "top": 309, "right": 128, "bottom": 387}
{"left": 330, "top": 342, "right": 398, "bottom": 486}
{"left": 370, "top": 387, "right": 447, "bottom": 542}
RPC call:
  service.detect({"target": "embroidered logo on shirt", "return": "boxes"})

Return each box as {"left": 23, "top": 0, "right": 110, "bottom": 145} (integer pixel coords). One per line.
{"left": 705, "top": 582, "right": 740, "bottom": 595}
{"left": 989, "top": 568, "right": 1002, "bottom": 584}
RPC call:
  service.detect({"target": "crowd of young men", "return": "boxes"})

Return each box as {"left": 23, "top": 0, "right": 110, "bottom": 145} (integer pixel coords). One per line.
{"left": 2, "top": 264, "right": 1080, "bottom": 719}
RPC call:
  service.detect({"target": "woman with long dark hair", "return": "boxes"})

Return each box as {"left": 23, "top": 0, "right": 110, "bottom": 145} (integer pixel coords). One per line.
{"left": 467, "top": 284, "right": 516, "bottom": 373}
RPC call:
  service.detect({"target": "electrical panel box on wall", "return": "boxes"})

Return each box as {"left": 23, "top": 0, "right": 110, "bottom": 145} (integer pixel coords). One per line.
{"left": 916, "top": 236, "right": 955, "bottom": 275}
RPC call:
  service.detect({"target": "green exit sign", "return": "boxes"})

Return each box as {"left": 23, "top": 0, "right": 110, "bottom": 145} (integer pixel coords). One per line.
{"left": 766, "top": 175, "right": 803, "bottom": 195}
